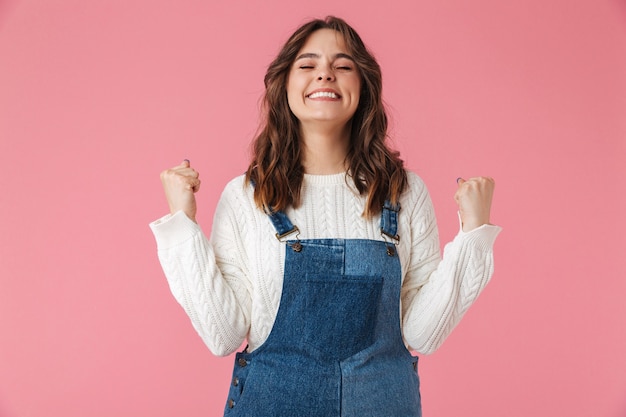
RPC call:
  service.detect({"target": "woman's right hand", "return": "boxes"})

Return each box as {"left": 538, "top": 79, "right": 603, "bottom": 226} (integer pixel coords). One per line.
{"left": 160, "top": 160, "right": 201, "bottom": 222}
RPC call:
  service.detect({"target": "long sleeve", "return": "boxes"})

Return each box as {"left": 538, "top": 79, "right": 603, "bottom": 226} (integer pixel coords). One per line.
{"left": 151, "top": 172, "right": 500, "bottom": 356}
{"left": 150, "top": 187, "right": 252, "bottom": 356}
{"left": 400, "top": 175, "right": 501, "bottom": 354}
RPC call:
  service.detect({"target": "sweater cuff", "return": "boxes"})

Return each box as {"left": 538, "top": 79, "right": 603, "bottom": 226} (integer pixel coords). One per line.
{"left": 149, "top": 210, "right": 202, "bottom": 250}
{"left": 455, "top": 213, "right": 502, "bottom": 251}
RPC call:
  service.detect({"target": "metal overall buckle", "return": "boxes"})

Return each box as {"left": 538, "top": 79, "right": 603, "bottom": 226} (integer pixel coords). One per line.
{"left": 380, "top": 229, "right": 400, "bottom": 257}
{"left": 275, "top": 226, "right": 302, "bottom": 252}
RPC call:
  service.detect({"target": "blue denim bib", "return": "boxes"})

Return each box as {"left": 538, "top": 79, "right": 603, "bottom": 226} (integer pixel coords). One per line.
{"left": 224, "top": 202, "right": 421, "bottom": 416}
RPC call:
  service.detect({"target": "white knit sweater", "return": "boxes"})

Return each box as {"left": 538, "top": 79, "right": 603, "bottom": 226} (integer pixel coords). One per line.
{"left": 150, "top": 171, "right": 501, "bottom": 357}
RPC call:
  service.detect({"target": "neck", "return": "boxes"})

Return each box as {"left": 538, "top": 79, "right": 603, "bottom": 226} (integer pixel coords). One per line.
{"left": 299, "top": 122, "right": 351, "bottom": 175}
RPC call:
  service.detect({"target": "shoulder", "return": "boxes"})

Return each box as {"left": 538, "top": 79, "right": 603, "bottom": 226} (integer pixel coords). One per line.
{"left": 214, "top": 174, "right": 258, "bottom": 217}
{"left": 222, "top": 173, "right": 248, "bottom": 192}
{"left": 220, "top": 174, "right": 254, "bottom": 201}
{"left": 403, "top": 170, "right": 429, "bottom": 200}
{"left": 399, "top": 170, "right": 436, "bottom": 221}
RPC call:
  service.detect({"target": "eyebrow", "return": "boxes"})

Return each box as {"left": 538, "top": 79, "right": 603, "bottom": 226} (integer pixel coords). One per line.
{"left": 294, "top": 52, "right": 355, "bottom": 62}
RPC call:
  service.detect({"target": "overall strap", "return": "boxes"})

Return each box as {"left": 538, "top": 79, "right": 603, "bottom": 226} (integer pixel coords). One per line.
{"left": 262, "top": 190, "right": 399, "bottom": 255}
{"left": 266, "top": 209, "right": 299, "bottom": 240}
{"left": 248, "top": 177, "right": 301, "bottom": 248}
{"left": 380, "top": 200, "right": 400, "bottom": 257}
{"left": 380, "top": 200, "right": 400, "bottom": 242}
{"left": 266, "top": 202, "right": 400, "bottom": 242}
{"left": 266, "top": 208, "right": 302, "bottom": 252}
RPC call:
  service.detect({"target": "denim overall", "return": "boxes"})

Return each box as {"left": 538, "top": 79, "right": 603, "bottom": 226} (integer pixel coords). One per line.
{"left": 224, "top": 201, "right": 421, "bottom": 416}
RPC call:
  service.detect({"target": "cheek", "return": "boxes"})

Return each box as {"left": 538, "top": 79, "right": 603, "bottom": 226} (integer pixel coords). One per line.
{"left": 286, "top": 76, "right": 302, "bottom": 105}
{"left": 351, "top": 81, "right": 362, "bottom": 108}
{"left": 287, "top": 83, "right": 312, "bottom": 121}
{"left": 286, "top": 87, "right": 298, "bottom": 113}
{"left": 285, "top": 82, "right": 301, "bottom": 117}
{"left": 346, "top": 76, "right": 361, "bottom": 101}
{"left": 355, "top": 78, "right": 363, "bottom": 96}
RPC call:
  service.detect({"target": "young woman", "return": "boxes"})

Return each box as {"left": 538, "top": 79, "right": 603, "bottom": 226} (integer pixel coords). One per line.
{"left": 151, "top": 16, "right": 500, "bottom": 417}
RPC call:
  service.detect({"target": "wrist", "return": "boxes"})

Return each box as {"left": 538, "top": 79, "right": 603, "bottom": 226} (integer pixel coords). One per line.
{"left": 461, "top": 217, "right": 490, "bottom": 232}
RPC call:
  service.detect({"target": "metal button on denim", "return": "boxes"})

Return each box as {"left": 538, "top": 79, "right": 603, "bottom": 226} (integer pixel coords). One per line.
{"left": 232, "top": 377, "right": 239, "bottom": 386}
{"left": 238, "top": 358, "right": 247, "bottom": 367}
{"left": 228, "top": 399, "right": 235, "bottom": 409}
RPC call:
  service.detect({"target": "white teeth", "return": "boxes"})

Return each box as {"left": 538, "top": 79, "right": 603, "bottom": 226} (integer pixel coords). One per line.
{"left": 308, "top": 91, "right": 339, "bottom": 99}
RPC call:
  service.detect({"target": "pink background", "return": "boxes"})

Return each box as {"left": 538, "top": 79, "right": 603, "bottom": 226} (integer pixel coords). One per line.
{"left": 1, "top": 0, "right": 625, "bottom": 416}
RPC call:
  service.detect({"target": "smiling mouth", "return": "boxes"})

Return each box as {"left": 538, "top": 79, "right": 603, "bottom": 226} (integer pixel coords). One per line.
{"left": 307, "top": 91, "right": 340, "bottom": 99}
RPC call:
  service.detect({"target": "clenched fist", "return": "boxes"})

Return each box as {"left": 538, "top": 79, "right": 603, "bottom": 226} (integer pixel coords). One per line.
{"left": 160, "top": 160, "right": 201, "bottom": 222}
{"left": 454, "top": 176, "right": 495, "bottom": 232}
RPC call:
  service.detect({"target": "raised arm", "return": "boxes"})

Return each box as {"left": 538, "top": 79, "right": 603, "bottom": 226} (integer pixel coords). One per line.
{"left": 150, "top": 161, "right": 251, "bottom": 356}
{"left": 401, "top": 176, "right": 501, "bottom": 354}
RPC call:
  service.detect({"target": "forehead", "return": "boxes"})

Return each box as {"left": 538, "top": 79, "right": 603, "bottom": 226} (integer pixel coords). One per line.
{"left": 298, "top": 28, "right": 349, "bottom": 54}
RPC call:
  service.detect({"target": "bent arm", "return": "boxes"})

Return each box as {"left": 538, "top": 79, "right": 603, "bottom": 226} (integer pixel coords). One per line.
{"left": 401, "top": 183, "right": 501, "bottom": 354}
{"left": 150, "top": 192, "right": 251, "bottom": 356}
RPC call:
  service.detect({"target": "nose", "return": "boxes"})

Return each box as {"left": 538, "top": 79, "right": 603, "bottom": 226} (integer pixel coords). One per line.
{"left": 317, "top": 66, "right": 335, "bottom": 81}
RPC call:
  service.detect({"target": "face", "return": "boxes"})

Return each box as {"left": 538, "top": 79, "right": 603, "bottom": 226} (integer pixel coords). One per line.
{"left": 286, "top": 29, "right": 361, "bottom": 130}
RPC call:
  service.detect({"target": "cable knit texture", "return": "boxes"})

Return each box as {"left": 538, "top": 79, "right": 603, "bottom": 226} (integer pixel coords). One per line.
{"left": 150, "top": 171, "right": 501, "bottom": 356}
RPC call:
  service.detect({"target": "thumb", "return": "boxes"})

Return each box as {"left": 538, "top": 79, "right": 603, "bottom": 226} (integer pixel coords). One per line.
{"left": 456, "top": 177, "right": 465, "bottom": 186}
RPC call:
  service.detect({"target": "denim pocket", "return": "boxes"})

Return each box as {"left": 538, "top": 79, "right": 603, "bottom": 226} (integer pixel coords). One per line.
{"left": 303, "top": 274, "right": 383, "bottom": 361}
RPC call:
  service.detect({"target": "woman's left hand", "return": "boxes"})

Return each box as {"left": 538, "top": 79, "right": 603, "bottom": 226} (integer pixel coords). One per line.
{"left": 454, "top": 177, "right": 495, "bottom": 232}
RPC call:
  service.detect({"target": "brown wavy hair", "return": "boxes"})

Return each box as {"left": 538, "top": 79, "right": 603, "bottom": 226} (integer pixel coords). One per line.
{"left": 245, "top": 16, "right": 407, "bottom": 217}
